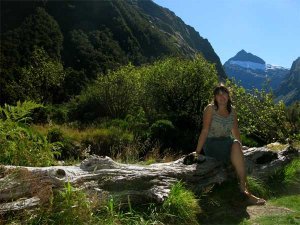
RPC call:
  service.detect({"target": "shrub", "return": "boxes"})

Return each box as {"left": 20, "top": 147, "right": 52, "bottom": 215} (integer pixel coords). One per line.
{"left": 67, "top": 63, "right": 142, "bottom": 121}
{"left": 140, "top": 55, "right": 218, "bottom": 126}
{"left": 82, "top": 127, "right": 134, "bottom": 156}
{"left": 149, "top": 119, "right": 176, "bottom": 149}
{"left": 227, "top": 80, "right": 288, "bottom": 144}
{"left": 0, "top": 101, "right": 57, "bottom": 166}
{"left": 47, "top": 127, "right": 80, "bottom": 160}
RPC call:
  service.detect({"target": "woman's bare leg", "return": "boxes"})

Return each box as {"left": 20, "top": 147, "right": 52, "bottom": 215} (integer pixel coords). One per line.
{"left": 230, "top": 142, "right": 247, "bottom": 191}
{"left": 230, "top": 142, "right": 266, "bottom": 205}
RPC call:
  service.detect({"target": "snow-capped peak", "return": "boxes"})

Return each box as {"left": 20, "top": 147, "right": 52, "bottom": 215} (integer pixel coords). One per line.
{"left": 266, "top": 64, "right": 289, "bottom": 70}
{"left": 229, "top": 60, "right": 266, "bottom": 70}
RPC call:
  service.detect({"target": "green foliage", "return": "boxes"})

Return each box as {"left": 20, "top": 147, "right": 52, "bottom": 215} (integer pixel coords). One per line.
{"left": 68, "top": 63, "right": 141, "bottom": 121}
{"left": 19, "top": 7, "right": 63, "bottom": 60}
{"left": 282, "top": 158, "right": 300, "bottom": 184}
{"left": 2, "top": 47, "right": 65, "bottom": 104}
{"left": 266, "top": 158, "right": 300, "bottom": 196}
{"left": 251, "top": 213, "right": 300, "bottom": 225}
{"left": 96, "top": 196, "right": 151, "bottom": 225}
{"left": 49, "top": 183, "right": 93, "bottom": 224}
{"left": 0, "top": 101, "right": 57, "bottom": 166}
{"left": 149, "top": 119, "right": 176, "bottom": 149}
{"left": 247, "top": 176, "right": 269, "bottom": 198}
{"left": 18, "top": 47, "right": 65, "bottom": 103}
{"left": 67, "top": 28, "right": 127, "bottom": 78}
{"left": 0, "top": 100, "right": 42, "bottom": 124}
{"left": 141, "top": 55, "right": 218, "bottom": 123}
{"left": 24, "top": 182, "right": 94, "bottom": 225}
{"left": 47, "top": 127, "right": 81, "bottom": 160}
{"left": 1, "top": 7, "right": 64, "bottom": 104}
{"left": 285, "top": 101, "right": 300, "bottom": 140}
{"left": 68, "top": 56, "right": 217, "bottom": 152}
{"left": 162, "top": 181, "right": 200, "bottom": 225}
{"left": 240, "top": 134, "right": 260, "bottom": 147}
{"left": 227, "top": 80, "right": 289, "bottom": 144}
{"left": 140, "top": 55, "right": 218, "bottom": 151}
{"left": 96, "top": 181, "right": 200, "bottom": 225}
{"left": 62, "top": 68, "right": 88, "bottom": 101}
{"left": 270, "top": 194, "right": 300, "bottom": 212}
{"left": 82, "top": 127, "right": 134, "bottom": 156}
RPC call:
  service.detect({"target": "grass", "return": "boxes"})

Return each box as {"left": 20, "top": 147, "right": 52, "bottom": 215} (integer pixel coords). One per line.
{"left": 162, "top": 182, "right": 201, "bottom": 225}
{"left": 196, "top": 158, "right": 300, "bottom": 225}
{"left": 3, "top": 181, "right": 201, "bottom": 225}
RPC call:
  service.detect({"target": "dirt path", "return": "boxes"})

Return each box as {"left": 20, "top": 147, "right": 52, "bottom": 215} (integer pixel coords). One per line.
{"left": 246, "top": 203, "right": 295, "bottom": 220}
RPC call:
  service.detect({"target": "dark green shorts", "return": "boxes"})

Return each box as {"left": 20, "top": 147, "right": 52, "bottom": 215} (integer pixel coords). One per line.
{"left": 203, "top": 136, "right": 236, "bottom": 164}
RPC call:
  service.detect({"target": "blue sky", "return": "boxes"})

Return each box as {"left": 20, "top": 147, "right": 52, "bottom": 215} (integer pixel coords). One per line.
{"left": 153, "top": 0, "right": 300, "bottom": 68}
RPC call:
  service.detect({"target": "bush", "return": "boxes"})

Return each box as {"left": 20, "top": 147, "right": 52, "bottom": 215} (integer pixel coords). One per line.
{"left": 227, "top": 80, "right": 289, "bottom": 144}
{"left": 149, "top": 119, "right": 176, "bottom": 149}
{"left": 47, "top": 127, "right": 82, "bottom": 160}
{"left": 0, "top": 101, "right": 57, "bottom": 166}
{"left": 68, "top": 64, "right": 142, "bottom": 121}
{"left": 240, "top": 134, "right": 260, "bottom": 147}
{"left": 141, "top": 55, "right": 218, "bottom": 125}
{"left": 82, "top": 127, "right": 134, "bottom": 156}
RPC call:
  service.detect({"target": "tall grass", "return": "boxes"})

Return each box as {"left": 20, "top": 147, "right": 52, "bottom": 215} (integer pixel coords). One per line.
{"left": 267, "top": 158, "right": 300, "bottom": 194}
{"left": 247, "top": 176, "right": 270, "bottom": 198}
{"left": 95, "top": 181, "right": 201, "bottom": 225}
{"left": 161, "top": 181, "right": 201, "bottom": 225}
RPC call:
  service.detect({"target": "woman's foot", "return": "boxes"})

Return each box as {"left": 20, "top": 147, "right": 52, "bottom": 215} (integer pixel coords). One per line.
{"left": 241, "top": 190, "right": 266, "bottom": 205}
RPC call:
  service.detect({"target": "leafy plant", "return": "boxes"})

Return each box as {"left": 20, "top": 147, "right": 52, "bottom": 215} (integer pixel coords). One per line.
{"left": 162, "top": 181, "right": 201, "bottom": 225}
{"left": 227, "top": 80, "right": 288, "bottom": 144}
{"left": 0, "top": 101, "right": 57, "bottom": 166}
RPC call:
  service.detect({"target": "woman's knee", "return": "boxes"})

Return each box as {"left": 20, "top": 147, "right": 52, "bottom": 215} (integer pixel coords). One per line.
{"left": 231, "top": 142, "right": 243, "bottom": 156}
{"left": 232, "top": 141, "right": 241, "bottom": 150}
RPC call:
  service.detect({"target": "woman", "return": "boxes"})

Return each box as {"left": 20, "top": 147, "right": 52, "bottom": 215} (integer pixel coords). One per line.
{"left": 195, "top": 84, "right": 266, "bottom": 205}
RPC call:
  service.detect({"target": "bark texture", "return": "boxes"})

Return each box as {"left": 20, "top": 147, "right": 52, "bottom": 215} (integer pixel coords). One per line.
{"left": 0, "top": 145, "right": 299, "bottom": 214}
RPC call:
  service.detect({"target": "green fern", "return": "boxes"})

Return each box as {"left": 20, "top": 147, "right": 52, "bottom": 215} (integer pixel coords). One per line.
{"left": 0, "top": 100, "right": 43, "bottom": 123}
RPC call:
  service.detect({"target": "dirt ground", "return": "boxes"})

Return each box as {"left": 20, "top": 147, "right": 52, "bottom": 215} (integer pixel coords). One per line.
{"left": 246, "top": 203, "right": 294, "bottom": 220}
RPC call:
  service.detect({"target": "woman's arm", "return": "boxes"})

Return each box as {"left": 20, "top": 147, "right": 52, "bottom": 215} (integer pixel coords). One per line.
{"left": 232, "top": 108, "right": 242, "bottom": 145}
{"left": 195, "top": 105, "right": 213, "bottom": 155}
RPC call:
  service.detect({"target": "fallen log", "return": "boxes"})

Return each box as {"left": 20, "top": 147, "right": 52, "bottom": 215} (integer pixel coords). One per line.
{"left": 0, "top": 145, "right": 299, "bottom": 214}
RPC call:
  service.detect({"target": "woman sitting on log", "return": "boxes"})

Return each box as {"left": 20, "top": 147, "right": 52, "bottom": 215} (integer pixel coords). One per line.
{"left": 195, "top": 84, "right": 266, "bottom": 205}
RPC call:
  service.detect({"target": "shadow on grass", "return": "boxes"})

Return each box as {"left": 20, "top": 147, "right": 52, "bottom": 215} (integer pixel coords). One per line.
{"left": 197, "top": 180, "right": 251, "bottom": 225}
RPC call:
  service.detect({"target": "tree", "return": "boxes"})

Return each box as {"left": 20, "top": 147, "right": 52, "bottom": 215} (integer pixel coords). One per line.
{"left": 18, "top": 7, "right": 63, "bottom": 61}
{"left": 227, "top": 80, "right": 288, "bottom": 144}
{"left": 18, "top": 47, "right": 65, "bottom": 103}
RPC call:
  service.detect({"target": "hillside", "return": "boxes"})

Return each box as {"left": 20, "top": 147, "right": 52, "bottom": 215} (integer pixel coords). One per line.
{"left": 275, "top": 57, "right": 300, "bottom": 105}
{"left": 0, "top": 0, "right": 226, "bottom": 104}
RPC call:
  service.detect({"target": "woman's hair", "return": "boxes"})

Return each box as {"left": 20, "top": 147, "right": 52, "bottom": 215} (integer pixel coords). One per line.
{"left": 213, "top": 84, "right": 232, "bottom": 113}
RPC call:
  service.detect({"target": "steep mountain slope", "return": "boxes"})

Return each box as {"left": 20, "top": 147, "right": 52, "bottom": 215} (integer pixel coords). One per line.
{"left": 275, "top": 57, "right": 300, "bottom": 105}
{"left": 1, "top": 0, "right": 226, "bottom": 79}
{"left": 224, "top": 50, "right": 289, "bottom": 90}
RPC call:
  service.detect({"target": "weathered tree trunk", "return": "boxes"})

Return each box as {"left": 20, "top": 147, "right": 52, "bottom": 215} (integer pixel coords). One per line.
{"left": 0, "top": 145, "right": 298, "bottom": 214}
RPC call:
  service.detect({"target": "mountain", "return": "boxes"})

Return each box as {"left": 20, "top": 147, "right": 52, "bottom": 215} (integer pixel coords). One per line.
{"left": 223, "top": 50, "right": 289, "bottom": 90}
{"left": 0, "top": 0, "right": 226, "bottom": 79}
{"left": 275, "top": 57, "right": 300, "bottom": 105}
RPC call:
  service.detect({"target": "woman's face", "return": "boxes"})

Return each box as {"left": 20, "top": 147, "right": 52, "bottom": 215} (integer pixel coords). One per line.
{"left": 215, "top": 91, "right": 229, "bottom": 106}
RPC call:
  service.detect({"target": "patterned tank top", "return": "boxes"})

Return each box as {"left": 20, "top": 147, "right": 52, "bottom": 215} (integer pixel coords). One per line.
{"left": 207, "top": 106, "right": 234, "bottom": 138}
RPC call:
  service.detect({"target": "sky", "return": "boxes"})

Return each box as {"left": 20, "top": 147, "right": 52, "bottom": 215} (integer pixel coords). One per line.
{"left": 153, "top": 0, "right": 300, "bottom": 68}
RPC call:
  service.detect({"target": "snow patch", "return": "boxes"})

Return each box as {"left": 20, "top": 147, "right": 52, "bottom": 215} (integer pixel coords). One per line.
{"left": 229, "top": 60, "right": 266, "bottom": 70}
{"left": 266, "top": 64, "right": 289, "bottom": 70}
